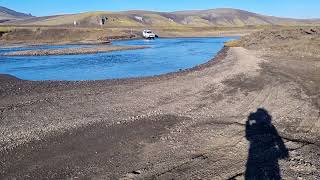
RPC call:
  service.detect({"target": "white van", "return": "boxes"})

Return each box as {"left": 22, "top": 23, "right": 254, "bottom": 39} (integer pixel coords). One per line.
{"left": 142, "top": 30, "right": 156, "bottom": 39}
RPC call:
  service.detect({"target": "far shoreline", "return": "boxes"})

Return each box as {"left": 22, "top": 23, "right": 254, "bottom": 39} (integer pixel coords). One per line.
{"left": 0, "top": 35, "right": 241, "bottom": 48}
{"left": 3, "top": 45, "right": 149, "bottom": 56}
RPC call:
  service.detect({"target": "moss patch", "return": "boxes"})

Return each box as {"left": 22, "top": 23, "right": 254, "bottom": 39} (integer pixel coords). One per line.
{"left": 224, "top": 40, "right": 241, "bottom": 47}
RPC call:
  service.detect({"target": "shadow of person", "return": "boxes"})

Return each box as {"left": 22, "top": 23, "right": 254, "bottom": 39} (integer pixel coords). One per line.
{"left": 245, "top": 108, "right": 289, "bottom": 180}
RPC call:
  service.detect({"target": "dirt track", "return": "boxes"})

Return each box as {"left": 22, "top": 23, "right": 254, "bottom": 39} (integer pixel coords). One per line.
{"left": 0, "top": 28, "right": 319, "bottom": 179}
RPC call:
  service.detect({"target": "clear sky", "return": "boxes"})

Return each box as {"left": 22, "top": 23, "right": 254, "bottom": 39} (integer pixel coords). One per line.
{"left": 0, "top": 0, "right": 319, "bottom": 19}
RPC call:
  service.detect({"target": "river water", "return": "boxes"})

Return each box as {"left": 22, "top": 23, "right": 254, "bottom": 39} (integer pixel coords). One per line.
{"left": 0, "top": 37, "right": 236, "bottom": 81}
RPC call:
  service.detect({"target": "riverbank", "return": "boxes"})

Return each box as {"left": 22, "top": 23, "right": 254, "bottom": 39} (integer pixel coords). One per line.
{"left": 0, "top": 26, "right": 258, "bottom": 46}
{"left": 0, "top": 27, "right": 319, "bottom": 179}
{"left": 4, "top": 45, "right": 148, "bottom": 56}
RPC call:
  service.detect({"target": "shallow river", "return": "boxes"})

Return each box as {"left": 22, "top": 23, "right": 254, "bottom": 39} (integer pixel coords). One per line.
{"left": 0, "top": 37, "right": 236, "bottom": 81}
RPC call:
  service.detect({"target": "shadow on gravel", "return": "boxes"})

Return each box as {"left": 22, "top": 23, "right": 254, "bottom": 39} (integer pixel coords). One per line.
{"left": 245, "top": 108, "right": 289, "bottom": 180}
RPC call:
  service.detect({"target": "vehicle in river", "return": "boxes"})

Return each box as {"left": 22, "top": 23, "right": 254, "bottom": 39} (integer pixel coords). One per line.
{"left": 142, "top": 30, "right": 156, "bottom": 39}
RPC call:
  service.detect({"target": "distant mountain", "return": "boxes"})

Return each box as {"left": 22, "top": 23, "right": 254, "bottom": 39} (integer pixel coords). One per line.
{"left": 2, "top": 7, "right": 320, "bottom": 27}
{"left": 0, "top": 6, "right": 33, "bottom": 22}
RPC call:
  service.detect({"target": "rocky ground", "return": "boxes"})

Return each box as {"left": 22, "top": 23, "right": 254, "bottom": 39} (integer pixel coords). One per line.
{"left": 0, "top": 27, "right": 319, "bottom": 179}
{"left": 4, "top": 45, "right": 148, "bottom": 56}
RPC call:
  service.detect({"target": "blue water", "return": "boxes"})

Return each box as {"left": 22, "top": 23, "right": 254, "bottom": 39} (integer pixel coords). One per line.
{"left": 0, "top": 37, "right": 236, "bottom": 81}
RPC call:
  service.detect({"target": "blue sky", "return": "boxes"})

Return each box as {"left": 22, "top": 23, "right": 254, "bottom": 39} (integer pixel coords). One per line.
{"left": 0, "top": 0, "right": 319, "bottom": 19}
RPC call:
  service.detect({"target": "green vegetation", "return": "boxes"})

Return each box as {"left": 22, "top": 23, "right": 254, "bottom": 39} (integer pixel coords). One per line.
{"left": 224, "top": 40, "right": 241, "bottom": 47}
{"left": 0, "top": 26, "right": 12, "bottom": 33}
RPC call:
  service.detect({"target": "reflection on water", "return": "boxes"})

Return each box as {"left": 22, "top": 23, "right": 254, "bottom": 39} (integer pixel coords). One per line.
{"left": 0, "top": 37, "right": 236, "bottom": 81}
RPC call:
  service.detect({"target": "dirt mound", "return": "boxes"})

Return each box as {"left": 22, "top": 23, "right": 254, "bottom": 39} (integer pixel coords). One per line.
{"left": 239, "top": 27, "right": 320, "bottom": 59}
{"left": 240, "top": 27, "right": 320, "bottom": 47}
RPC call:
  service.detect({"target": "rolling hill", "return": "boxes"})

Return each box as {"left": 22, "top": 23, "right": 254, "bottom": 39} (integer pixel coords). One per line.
{"left": 171, "top": 8, "right": 320, "bottom": 26}
{"left": 0, "top": 6, "right": 319, "bottom": 28}
{"left": 0, "top": 6, "right": 33, "bottom": 22}
{"left": 2, "top": 7, "right": 319, "bottom": 27}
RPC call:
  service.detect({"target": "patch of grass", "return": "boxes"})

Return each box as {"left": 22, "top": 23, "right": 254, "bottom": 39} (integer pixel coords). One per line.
{"left": 224, "top": 40, "right": 241, "bottom": 47}
{"left": 0, "top": 27, "right": 12, "bottom": 33}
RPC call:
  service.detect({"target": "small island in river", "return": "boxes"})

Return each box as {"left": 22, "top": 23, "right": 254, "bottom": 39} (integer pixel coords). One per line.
{"left": 4, "top": 45, "right": 149, "bottom": 56}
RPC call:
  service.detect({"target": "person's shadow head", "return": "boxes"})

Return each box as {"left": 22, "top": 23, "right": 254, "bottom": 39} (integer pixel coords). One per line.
{"left": 245, "top": 108, "right": 289, "bottom": 180}
{"left": 248, "top": 108, "right": 272, "bottom": 125}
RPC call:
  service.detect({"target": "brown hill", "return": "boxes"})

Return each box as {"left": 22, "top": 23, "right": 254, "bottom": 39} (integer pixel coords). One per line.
{"left": 3, "top": 8, "right": 320, "bottom": 27}
{"left": 0, "top": 6, "right": 33, "bottom": 23}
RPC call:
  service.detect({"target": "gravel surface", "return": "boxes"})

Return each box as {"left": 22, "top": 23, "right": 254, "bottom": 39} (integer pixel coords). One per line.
{"left": 0, "top": 28, "right": 319, "bottom": 179}
{"left": 4, "top": 45, "right": 148, "bottom": 56}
